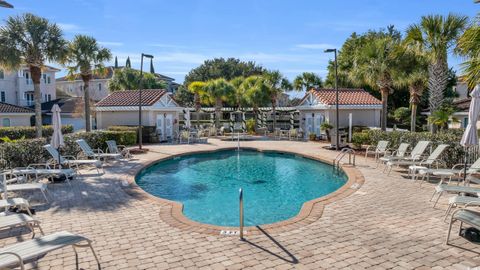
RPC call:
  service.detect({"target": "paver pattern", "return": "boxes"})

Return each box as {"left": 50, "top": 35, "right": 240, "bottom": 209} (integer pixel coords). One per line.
{"left": 1, "top": 139, "right": 479, "bottom": 269}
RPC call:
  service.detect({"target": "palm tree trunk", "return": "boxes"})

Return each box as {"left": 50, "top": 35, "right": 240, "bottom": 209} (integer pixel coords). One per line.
{"left": 195, "top": 93, "right": 201, "bottom": 125}
{"left": 215, "top": 97, "right": 222, "bottom": 128}
{"left": 30, "top": 66, "right": 42, "bottom": 138}
{"left": 410, "top": 103, "right": 417, "bottom": 132}
{"left": 380, "top": 88, "right": 389, "bottom": 131}
{"left": 81, "top": 75, "right": 92, "bottom": 132}
{"left": 428, "top": 59, "right": 448, "bottom": 133}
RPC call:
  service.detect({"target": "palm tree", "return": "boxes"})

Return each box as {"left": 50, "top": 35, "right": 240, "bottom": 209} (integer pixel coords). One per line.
{"left": 64, "top": 35, "right": 112, "bottom": 132}
{"left": 204, "top": 78, "right": 235, "bottom": 128}
{"left": 428, "top": 107, "right": 458, "bottom": 131}
{"left": 293, "top": 72, "right": 323, "bottom": 92}
{"left": 406, "top": 14, "right": 468, "bottom": 130}
{"left": 241, "top": 76, "right": 270, "bottom": 129}
{"left": 187, "top": 81, "right": 207, "bottom": 125}
{"left": 398, "top": 70, "right": 428, "bottom": 132}
{"left": 0, "top": 13, "right": 68, "bottom": 137}
{"left": 229, "top": 76, "right": 247, "bottom": 109}
{"left": 456, "top": 17, "right": 480, "bottom": 89}
{"left": 264, "top": 70, "right": 292, "bottom": 130}
{"left": 350, "top": 36, "right": 400, "bottom": 131}
{"left": 109, "top": 68, "right": 166, "bottom": 91}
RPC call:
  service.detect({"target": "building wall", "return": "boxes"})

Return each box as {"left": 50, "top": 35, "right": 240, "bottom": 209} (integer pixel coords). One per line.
{"left": 0, "top": 68, "right": 56, "bottom": 106}
{"left": 0, "top": 114, "right": 32, "bottom": 127}
{"left": 96, "top": 110, "right": 180, "bottom": 134}
{"left": 56, "top": 79, "right": 110, "bottom": 101}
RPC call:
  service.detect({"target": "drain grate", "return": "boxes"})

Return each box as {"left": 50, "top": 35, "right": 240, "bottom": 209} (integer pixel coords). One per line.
{"left": 220, "top": 230, "right": 247, "bottom": 236}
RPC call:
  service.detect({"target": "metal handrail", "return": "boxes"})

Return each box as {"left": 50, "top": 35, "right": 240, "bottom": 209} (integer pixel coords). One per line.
{"left": 239, "top": 188, "right": 244, "bottom": 240}
{"left": 333, "top": 148, "right": 356, "bottom": 169}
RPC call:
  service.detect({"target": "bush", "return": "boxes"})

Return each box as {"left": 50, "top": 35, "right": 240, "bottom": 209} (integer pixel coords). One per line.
{"left": 0, "top": 125, "right": 74, "bottom": 141}
{"left": 352, "top": 129, "right": 467, "bottom": 167}
{"left": 0, "top": 130, "right": 136, "bottom": 169}
{"left": 107, "top": 126, "right": 138, "bottom": 132}
{"left": 246, "top": 119, "right": 255, "bottom": 134}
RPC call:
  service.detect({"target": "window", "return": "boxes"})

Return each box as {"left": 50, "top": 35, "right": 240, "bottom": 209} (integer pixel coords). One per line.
{"left": 48, "top": 94, "right": 51, "bottom": 101}
{"left": 0, "top": 91, "right": 5, "bottom": 102}
{"left": 2, "top": 118, "right": 10, "bottom": 127}
{"left": 98, "top": 83, "right": 102, "bottom": 91}
{"left": 463, "top": 117, "right": 469, "bottom": 128}
{"left": 0, "top": 69, "right": 4, "bottom": 79}
{"left": 47, "top": 76, "right": 51, "bottom": 84}
{"left": 43, "top": 74, "right": 47, "bottom": 83}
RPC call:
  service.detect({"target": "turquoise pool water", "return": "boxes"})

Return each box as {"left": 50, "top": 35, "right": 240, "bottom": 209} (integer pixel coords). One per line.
{"left": 136, "top": 150, "right": 347, "bottom": 226}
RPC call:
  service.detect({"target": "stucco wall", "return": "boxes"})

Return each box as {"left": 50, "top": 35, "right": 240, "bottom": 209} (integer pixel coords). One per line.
{"left": 0, "top": 114, "right": 32, "bottom": 127}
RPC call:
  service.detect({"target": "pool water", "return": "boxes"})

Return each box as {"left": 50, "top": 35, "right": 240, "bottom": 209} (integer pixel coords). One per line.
{"left": 136, "top": 150, "right": 347, "bottom": 226}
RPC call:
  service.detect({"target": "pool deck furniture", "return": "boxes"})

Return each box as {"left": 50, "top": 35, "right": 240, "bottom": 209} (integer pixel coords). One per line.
{"left": 446, "top": 209, "right": 480, "bottom": 245}
{"left": 76, "top": 139, "right": 122, "bottom": 162}
{"left": 431, "top": 185, "right": 480, "bottom": 207}
{"left": 417, "top": 157, "right": 480, "bottom": 186}
{"left": 0, "top": 183, "right": 49, "bottom": 203}
{"left": 377, "top": 143, "right": 410, "bottom": 168}
{"left": 0, "top": 213, "right": 44, "bottom": 237}
{"left": 365, "top": 140, "right": 389, "bottom": 162}
{"left": 106, "top": 140, "right": 132, "bottom": 160}
{"left": 44, "top": 144, "right": 103, "bottom": 174}
{"left": 386, "top": 144, "right": 448, "bottom": 176}
{"left": 0, "top": 231, "right": 100, "bottom": 270}
{"left": 0, "top": 198, "right": 32, "bottom": 216}
{"left": 444, "top": 195, "right": 480, "bottom": 221}
{"left": 10, "top": 166, "right": 75, "bottom": 185}
{"left": 380, "top": 141, "right": 431, "bottom": 171}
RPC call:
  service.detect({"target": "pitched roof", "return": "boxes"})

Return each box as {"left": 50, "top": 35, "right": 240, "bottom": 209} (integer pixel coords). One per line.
{"left": 34, "top": 97, "right": 84, "bottom": 114}
{"left": 453, "top": 98, "right": 470, "bottom": 112}
{"left": 305, "top": 88, "right": 382, "bottom": 106}
{"left": 0, "top": 102, "right": 34, "bottom": 114}
{"left": 56, "top": 66, "right": 175, "bottom": 82}
{"left": 95, "top": 89, "right": 167, "bottom": 107}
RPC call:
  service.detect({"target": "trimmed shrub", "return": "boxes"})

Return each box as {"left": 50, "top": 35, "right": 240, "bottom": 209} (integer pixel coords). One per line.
{"left": 352, "top": 129, "right": 466, "bottom": 167}
{"left": 0, "top": 130, "right": 136, "bottom": 169}
{"left": 107, "top": 126, "right": 138, "bottom": 132}
{"left": 0, "top": 125, "right": 74, "bottom": 141}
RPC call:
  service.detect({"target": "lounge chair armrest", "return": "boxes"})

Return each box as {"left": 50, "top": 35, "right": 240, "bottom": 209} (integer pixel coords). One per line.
{"left": 63, "top": 155, "right": 78, "bottom": 161}
{"left": 0, "top": 251, "right": 24, "bottom": 267}
{"left": 465, "top": 202, "right": 480, "bottom": 208}
{"left": 27, "top": 163, "right": 49, "bottom": 169}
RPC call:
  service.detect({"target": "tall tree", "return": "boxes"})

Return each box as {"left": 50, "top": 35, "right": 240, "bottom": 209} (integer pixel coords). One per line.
{"left": 229, "top": 76, "right": 247, "bottom": 109}
{"left": 350, "top": 35, "right": 402, "bottom": 131}
{"left": 264, "top": 70, "right": 292, "bottom": 129}
{"left": 204, "top": 78, "right": 235, "bottom": 128}
{"left": 0, "top": 13, "right": 68, "bottom": 137}
{"left": 187, "top": 81, "right": 207, "bottom": 125}
{"left": 241, "top": 76, "right": 270, "bottom": 129}
{"left": 293, "top": 72, "right": 323, "bottom": 92}
{"left": 64, "top": 35, "right": 112, "bottom": 132}
{"left": 125, "top": 56, "right": 131, "bottom": 68}
{"left": 109, "top": 67, "right": 166, "bottom": 91}
{"left": 114, "top": 56, "right": 118, "bottom": 69}
{"left": 406, "top": 14, "right": 468, "bottom": 131}
{"left": 456, "top": 16, "right": 480, "bottom": 89}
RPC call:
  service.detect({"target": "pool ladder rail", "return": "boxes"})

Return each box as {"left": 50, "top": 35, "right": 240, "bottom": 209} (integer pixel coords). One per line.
{"left": 333, "top": 148, "right": 356, "bottom": 170}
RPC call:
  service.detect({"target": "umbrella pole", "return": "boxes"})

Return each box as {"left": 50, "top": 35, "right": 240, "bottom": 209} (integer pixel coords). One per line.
{"left": 58, "top": 147, "right": 62, "bottom": 169}
{"left": 463, "top": 146, "right": 468, "bottom": 184}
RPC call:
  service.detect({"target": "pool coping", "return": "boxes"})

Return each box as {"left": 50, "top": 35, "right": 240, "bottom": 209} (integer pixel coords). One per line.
{"left": 121, "top": 146, "right": 365, "bottom": 236}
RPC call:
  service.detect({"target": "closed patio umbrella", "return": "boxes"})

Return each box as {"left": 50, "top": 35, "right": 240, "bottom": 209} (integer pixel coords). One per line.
{"left": 51, "top": 104, "right": 64, "bottom": 168}
{"left": 230, "top": 113, "right": 235, "bottom": 132}
{"left": 241, "top": 111, "right": 246, "bottom": 133}
{"left": 184, "top": 109, "right": 191, "bottom": 129}
{"left": 460, "top": 86, "right": 480, "bottom": 182}
{"left": 290, "top": 112, "right": 295, "bottom": 130}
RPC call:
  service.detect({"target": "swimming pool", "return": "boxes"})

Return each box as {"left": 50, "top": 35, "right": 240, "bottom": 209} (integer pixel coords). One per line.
{"left": 136, "top": 149, "right": 347, "bottom": 227}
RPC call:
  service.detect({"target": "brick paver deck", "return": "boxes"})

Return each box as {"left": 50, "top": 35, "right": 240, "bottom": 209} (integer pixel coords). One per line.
{"left": 1, "top": 139, "right": 479, "bottom": 269}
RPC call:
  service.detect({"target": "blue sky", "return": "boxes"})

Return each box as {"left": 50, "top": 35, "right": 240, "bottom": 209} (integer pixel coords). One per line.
{"left": 0, "top": 0, "right": 478, "bottom": 89}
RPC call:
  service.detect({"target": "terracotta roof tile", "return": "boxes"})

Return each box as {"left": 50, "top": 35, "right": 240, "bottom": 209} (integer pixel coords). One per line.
{"left": 0, "top": 102, "right": 34, "bottom": 113}
{"left": 95, "top": 89, "right": 166, "bottom": 107}
{"left": 308, "top": 88, "right": 382, "bottom": 105}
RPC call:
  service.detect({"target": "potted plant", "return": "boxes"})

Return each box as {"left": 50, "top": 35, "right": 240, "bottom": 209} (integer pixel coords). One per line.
{"left": 320, "top": 122, "right": 333, "bottom": 141}
{"left": 308, "top": 132, "right": 316, "bottom": 141}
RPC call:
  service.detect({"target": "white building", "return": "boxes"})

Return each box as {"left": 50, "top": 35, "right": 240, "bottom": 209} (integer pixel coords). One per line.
{"left": 0, "top": 102, "right": 34, "bottom": 127}
{"left": 95, "top": 89, "right": 183, "bottom": 140}
{"left": 56, "top": 66, "right": 181, "bottom": 102}
{"left": 296, "top": 88, "right": 382, "bottom": 137}
{"left": 0, "top": 66, "right": 58, "bottom": 107}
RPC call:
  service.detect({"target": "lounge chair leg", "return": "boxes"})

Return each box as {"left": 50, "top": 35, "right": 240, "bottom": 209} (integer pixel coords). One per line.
{"left": 444, "top": 204, "right": 454, "bottom": 222}
{"left": 73, "top": 246, "right": 79, "bottom": 269}
{"left": 41, "top": 189, "right": 49, "bottom": 203}
{"left": 446, "top": 217, "right": 455, "bottom": 245}
{"left": 430, "top": 190, "right": 437, "bottom": 202}
{"left": 88, "top": 242, "right": 101, "bottom": 269}
{"left": 433, "top": 192, "right": 442, "bottom": 208}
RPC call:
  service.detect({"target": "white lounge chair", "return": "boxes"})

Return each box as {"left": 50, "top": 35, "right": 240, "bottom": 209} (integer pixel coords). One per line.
{"left": 365, "top": 140, "right": 389, "bottom": 162}
{"left": 446, "top": 209, "right": 480, "bottom": 245}
{"left": 76, "top": 139, "right": 122, "bottom": 161}
{"left": 11, "top": 165, "right": 75, "bottom": 185}
{"left": 401, "top": 144, "right": 450, "bottom": 178}
{"left": 44, "top": 145, "right": 103, "bottom": 174}
{"left": 0, "top": 231, "right": 100, "bottom": 269}
{"left": 0, "top": 213, "right": 44, "bottom": 237}
{"left": 0, "top": 198, "right": 32, "bottom": 216}
{"left": 0, "top": 183, "right": 49, "bottom": 203}
{"left": 377, "top": 143, "right": 410, "bottom": 168}
{"left": 444, "top": 195, "right": 480, "bottom": 221}
{"left": 418, "top": 157, "right": 480, "bottom": 186}
{"left": 106, "top": 140, "right": 132, "bottom": 159}
{"left": 431, "top": 185, "right": 480, "bottom": 207}
{"left": 383, "top": 141, "right": 432, "bottom": 174}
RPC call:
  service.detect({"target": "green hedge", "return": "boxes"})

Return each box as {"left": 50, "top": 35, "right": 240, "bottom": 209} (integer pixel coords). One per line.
{"left": 0, "top": 125, "right": 74, "bottom": 141}
{"left": 352, "top": 129, "right": 466, "bottom": 167}
{"left": 0, "top": 130, "right": 136, "bottom": 169}
{"left": 107, "top": 126, "right": 138, "bottom": 132}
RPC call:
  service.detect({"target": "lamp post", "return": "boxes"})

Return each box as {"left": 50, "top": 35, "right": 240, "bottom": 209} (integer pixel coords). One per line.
{"left": 324, "top": 48, "right": 339, "bottom": 151}
{"left": 138, "top": 53, "right": 154, "bottom": 150}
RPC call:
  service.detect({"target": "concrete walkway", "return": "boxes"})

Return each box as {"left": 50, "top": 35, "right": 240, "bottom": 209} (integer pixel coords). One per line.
{"left": 1, "top": 139, "right": 479, "bottom": 269}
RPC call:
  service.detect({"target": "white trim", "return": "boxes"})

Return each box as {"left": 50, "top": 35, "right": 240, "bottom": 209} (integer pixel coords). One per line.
{"left": 95, "top": 106, "right": 183, "bottom": 112}
{"left": 0, "top": 113, "right": 34, "bottom": 116}
{"left": 296, "top": 104, "right": 382, "bottom": 110}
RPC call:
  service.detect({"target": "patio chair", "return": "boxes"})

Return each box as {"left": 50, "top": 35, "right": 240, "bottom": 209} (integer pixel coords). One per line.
{"left": 0, "top": 213, "right": 44, "bottom": 237}
{"left": 10, "top": 165, "right": 75, "bottom": 186}
{"left": 417, "top": 157, "right": 480, "bottom": 186}
{"left": 179, "top": 130, "right": 191, "bottom": 144}
{"left": 377, "top": 143, "right": 410, "bottom": 168}
{"left": 431, "top": 185, "right": 480, "bottom": 208}
{"left": 444, "top": 195, "right": 480, "bottom": 221}
{"left": 382, "top": 141, "right": 431, "bottom": 173}
{"left": 446, "top": 209, "right": 480, "bottom": 245}
{"left": 0, "top": 231, "right": 100, "bottom": 270}
{"left": 0, "top": 198, "right": 32, "bottom": 216}
{"left": 400, "top": 144, "right": 450, "bottom": 178}
{"left": 364, "top": 140, "right": 389, "bottom": 162}
{"left": 76, "top": 139, "right": 122, "bottom": 162}
{"left": 44, "top": 145, "right": 103, "bottom": 174}
{"left": 0, "top": 182, "right": 49, "bottom": 203}
{"left": 106, "top": 140, "right": 132, "bottom": 159}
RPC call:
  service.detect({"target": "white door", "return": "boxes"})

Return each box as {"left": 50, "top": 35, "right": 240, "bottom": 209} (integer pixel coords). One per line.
{"left": 305, "top": 114, "right": 314, "bottom": 135}
{"left": 156, "top": 114, "right": 165, "bottom": 140}
{"left": 314, "top": 114, "right": 323, "bottom": 136}
{"left": 165, "top": 114, "right": 173, "bottom": 139}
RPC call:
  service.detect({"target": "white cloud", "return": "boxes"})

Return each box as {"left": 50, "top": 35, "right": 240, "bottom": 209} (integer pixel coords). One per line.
{"left": 148, "top": 43, "right": 187, "bottom": 49}
{"left": 57, "top": 23, "right": 88, "bottom": 34}
{"left": 98, "top": 41, "right": 124, "bottom": 47}
{"left": 295, "top": 43, "right": 337, "bottom": 50}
